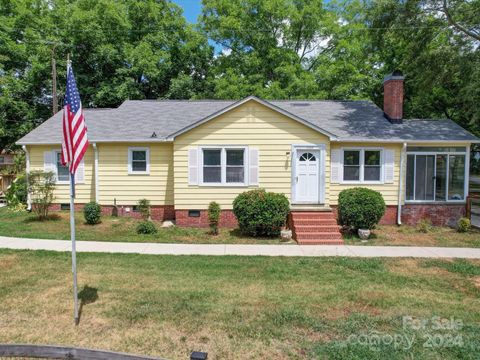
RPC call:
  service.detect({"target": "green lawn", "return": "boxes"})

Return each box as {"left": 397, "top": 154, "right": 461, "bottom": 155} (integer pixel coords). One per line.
{"left": 0, "top": 207, "right": 285, "bottom": 244}
{"left": 0, "top": 249, "right": 479, "bottom": 359}
{"left": 1, "top": 207, "right": 479, "bottom": 248}
{"left": 344, "top": 225, "right": 480, "bottom": 248}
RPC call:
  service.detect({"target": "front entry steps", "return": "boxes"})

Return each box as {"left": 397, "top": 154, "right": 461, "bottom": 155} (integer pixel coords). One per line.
{"left": 290, "top": 210, "right": 344, "bottom": 245}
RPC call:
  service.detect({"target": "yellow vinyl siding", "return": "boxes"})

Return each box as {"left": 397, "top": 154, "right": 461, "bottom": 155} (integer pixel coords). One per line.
{"left": 28, "top": 145, "right": 95, "bottom": 204}
{"left": 329, "top": 142, "right": 403, "bottom": 206}
{"left": 27, "top": 143, "right": 174, "bottom": 206}
{"left": 174, "top": 100, "right": 330, "bottom": 209}
{"left": 98, "top": 143, "right": 174, "bottom": 205}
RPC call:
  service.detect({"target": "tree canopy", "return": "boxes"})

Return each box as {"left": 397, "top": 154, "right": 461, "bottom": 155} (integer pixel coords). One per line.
{"left": 0, "top": 0, "right": 479, "bottom": 152}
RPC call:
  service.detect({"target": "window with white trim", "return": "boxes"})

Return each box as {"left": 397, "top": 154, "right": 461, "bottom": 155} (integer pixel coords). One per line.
{"left": 405, "top": 147, "right": 467, "bottom": 202}
{"left": 201, "top": 147, "right": 247, "bottom": 185}
{"left": 55, "top": 151, "right": 70, "bottom": 182}
{"left": 343, "top": 149, "right": 383, "bottom": 182}
{"left": 128, "top": 147, "right": 150, "bottom": 174}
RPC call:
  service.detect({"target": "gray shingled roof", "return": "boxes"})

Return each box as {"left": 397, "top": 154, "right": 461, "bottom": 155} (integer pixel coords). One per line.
{"left": 16, "top": 96, "right": 479, "bottom": 144}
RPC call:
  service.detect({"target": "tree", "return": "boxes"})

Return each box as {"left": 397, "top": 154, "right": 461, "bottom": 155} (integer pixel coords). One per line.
{"left": 0, "top": 0, "right": 214, "bottom": 152}
{"left": 29, "top": 170, "right": 56, "bottom": 220}
{"left": 200, "top": 0, "right": 335, "bottom": 99}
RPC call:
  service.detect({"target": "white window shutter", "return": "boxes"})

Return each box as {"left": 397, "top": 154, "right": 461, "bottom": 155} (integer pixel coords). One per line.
{"left": 127, "top": 149, "right": 132, "bottom": 173}
{"left": 384, "top": 149, "right": 395, "bottom": 183}
{"left": 75, "top": 158, "right": 85, "bottom": 183}
{"left": 188, "top": 147, "right": 199, "bottom": 185}
{"left": 249, "top": 148, "right": 259, "bottom": 185}
{"left": 44, "top": 151, "right": 56, "bottom": 175}
{"left": 330, "top": 149, "right": 342, "bottom": 183}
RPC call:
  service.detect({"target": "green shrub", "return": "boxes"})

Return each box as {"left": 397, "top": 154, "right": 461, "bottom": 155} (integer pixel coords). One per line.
{"left": 137, "top": 198, "right": 151, "bottom": 220}
{"left": 208, "top": 201, "right": 221, "bottom": 235}
{"left": 28, "top": 170, "right": 56, "bottom": 220}
{"left": 416, "top": 218, "right": 433, "bottom": 233}
{"left": 233, "top": 189, "right": 290, "bottom": 237}
{"left": 83, "top": 201, "right": 101, "bottom": 225}
{"left": 5, "top": 174, "right": 28, "bottom": 207}
{"left": 457, "top": 217, "right": 471, "bottom": 233}
{"left": 136, "top": 221, "right": 157, "bottom": 235}
{"left": 338, "top": 187, "right": 386, "bottom": 230}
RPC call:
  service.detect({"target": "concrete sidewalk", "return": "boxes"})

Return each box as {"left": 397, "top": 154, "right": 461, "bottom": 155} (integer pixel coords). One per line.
{"left": 1, "top": 236, "right": 480, "bottom": 258}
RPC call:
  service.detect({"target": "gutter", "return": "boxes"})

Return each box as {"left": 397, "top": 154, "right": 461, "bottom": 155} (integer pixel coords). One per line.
{"left": 397, "top": 142, "right": 407, "bottom": 225}
{"left": 22, "top": 145, "right": 32, "bottom": 211}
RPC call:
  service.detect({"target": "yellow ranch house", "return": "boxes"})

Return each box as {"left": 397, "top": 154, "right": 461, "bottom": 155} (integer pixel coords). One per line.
{"left": 17, "top": 72, "right": 479, "bottom": 244}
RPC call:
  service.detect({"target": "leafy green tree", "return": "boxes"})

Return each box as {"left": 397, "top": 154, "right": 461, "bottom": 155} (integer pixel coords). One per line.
{"left": 0, "top": 0, "right": 214, "bottom": 152}
{"left": 201, "top": 0, "right": 334, "bottom": 99}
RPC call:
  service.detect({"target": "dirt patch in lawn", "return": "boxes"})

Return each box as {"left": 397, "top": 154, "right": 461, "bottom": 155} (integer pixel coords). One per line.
{"left": 0, "top": 254, "right": 19, "bottom": 270}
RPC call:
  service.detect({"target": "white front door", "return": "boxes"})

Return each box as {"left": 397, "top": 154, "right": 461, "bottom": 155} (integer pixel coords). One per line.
{"left": 294, "top": 149, "right": 321, "bottom": 203}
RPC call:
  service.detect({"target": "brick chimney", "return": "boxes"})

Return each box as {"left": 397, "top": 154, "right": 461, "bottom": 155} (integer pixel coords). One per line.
{"left": 383, "top": 70, "right": 405, "bottom": 123}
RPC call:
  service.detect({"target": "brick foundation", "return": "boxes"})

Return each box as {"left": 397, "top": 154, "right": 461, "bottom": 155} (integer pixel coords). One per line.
{"left": 175, "top": 209, "right": 238, "bottom": 228}
{"left": 49, "top": 203, "right": 175, "bottom": 221}
{"left": 331, "top": 204, "right": 466, "bottom": 227}
{"left": 330, "top": 205, "right": 398, "bottom": 225}
{"left": 48, "top": 202, "right": 466, "bottom": 228}
{"left": 401, "top": 204, "right": 465, "bottom": 227}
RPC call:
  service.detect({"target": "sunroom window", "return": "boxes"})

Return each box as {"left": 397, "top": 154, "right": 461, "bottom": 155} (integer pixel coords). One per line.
{"left": 405, "top": 147, "right": 467, "bottom": 202}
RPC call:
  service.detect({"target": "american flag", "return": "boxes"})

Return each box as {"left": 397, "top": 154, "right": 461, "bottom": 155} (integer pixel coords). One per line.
{"left": 61, "top": 64, "right": 88, "bottom": 175}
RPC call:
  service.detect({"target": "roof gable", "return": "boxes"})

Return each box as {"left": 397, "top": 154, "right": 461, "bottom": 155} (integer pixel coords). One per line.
{"left": 168, "top": 96, "right": 337, "bottom": 140}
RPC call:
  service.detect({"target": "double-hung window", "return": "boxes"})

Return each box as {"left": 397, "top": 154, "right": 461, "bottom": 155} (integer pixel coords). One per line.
{"left": 128, "top": 147, "right": 150, "bottom": 174}
{"left": 201, "top": 147, "right": 247, "bottom": 185}
{"left": 55, "top": 151, "right": 70, "bottom": 182}
{"left": 405, "top": 147, "right": 467, "bottom": 202}
{"left": 343, "top": 149, "right": 383, "bottom": 183}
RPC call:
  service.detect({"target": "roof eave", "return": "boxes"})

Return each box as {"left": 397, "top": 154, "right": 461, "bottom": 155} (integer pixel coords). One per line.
{"left": 332, "top": 138, "right": 480, "bottom": 143}
{"left": 17, "top": 138, "right": 174, "bottom": 146}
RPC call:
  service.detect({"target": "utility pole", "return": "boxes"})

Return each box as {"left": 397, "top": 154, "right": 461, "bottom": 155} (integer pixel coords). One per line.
{"left": 52, "top": 45, "right": 58, "bottom": 115}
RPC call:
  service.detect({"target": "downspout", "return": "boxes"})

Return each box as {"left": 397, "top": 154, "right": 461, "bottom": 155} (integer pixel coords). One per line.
{"left": 93, "top": 143, "right": 99, "bottom": 203}
{"left": 22, "top": 145, "right": 32, "bottom": 211}
{"left": 397, "top": 142, "right": 407, "bottom": 225}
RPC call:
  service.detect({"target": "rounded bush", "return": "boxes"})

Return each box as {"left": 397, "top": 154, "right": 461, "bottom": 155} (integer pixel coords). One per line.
{"left": 338, "top": 187, "right": 386, "bottom": 230}
{"left": 457, "top": 217, "right": 471, "bottom": 233}
{"left": 83, "top": 201, "right": 101, "bottom": 225}
{"left": 136, "top": 221, "right": 157, "bottom": 235}
{"left": 233, "top": 189, "right": 290, "bottom": 237}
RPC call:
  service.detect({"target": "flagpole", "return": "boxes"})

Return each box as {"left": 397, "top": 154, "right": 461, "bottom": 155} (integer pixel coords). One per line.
{"left": 67, "top": 54, "right": 79, "bottom": 325}
{"left": 70, "top": 172, "right": 79, "bottom": 325}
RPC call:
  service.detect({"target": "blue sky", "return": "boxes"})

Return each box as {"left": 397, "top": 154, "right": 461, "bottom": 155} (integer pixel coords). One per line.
{"left": 172, "top": 0, "right": 224, "bottom": 52}
{"left": 172, "top": 0, "right": 203, "bottom": 24}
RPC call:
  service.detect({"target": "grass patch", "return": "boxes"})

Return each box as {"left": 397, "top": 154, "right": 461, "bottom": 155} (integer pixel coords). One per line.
{"left": 344, "top": 225, "right": 480, "bottom": 248}
{"left": 422, "top": 259, "right": 480, "bottom": 276}
{"left": 0, "top": 250, "right": 479, "bottom": 358}
{"left": 0, "top": 207, "right": 285, "bottom": 244}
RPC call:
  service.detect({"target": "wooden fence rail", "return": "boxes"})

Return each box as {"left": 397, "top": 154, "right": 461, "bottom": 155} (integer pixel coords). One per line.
{"left": 0, "top": 344, "right": 168, "bottom": 360}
